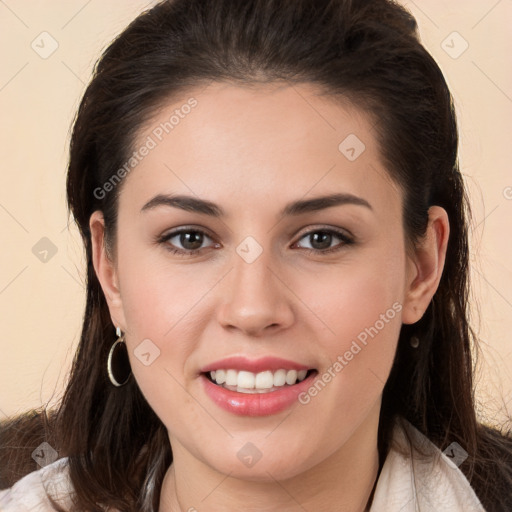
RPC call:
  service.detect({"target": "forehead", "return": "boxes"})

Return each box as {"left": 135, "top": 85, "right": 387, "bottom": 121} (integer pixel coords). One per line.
{"left": 121, "top": 81, "right": 401, "bottom": 218}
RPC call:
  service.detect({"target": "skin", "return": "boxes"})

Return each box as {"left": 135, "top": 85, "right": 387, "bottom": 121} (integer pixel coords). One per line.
{"left": 90, "top": 81, "right": 449, "bottom": 512}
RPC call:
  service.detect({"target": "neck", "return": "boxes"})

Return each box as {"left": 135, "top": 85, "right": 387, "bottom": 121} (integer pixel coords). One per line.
{"left": 159, "top": 404, "right": 382, "bottom": 512}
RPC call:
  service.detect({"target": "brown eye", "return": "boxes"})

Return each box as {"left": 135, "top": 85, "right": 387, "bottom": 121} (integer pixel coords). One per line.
{"left": 294, "top": 229, "right": 354, "bottom": 254}
{"left": 174, "top": 231, "right": 205, "bottom": 251}
{"left": 158, "top": 228, "right": 217, "bottom": 255}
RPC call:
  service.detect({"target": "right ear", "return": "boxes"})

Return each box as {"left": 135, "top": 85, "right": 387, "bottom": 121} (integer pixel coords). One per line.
{"left": 89, "top": 210, "right": 127, "bottom": 331}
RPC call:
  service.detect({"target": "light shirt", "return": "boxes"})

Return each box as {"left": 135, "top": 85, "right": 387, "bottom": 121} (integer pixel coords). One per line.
{"left": 0, "top": 417, "right": 486, "bottom": 511}
{"left": 369, "top": 417, "right": 485, "bottom": 511}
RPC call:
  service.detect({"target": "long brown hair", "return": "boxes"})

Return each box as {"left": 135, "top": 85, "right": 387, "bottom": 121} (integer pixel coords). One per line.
{"left": 1, "top": 0, "right": 511, "bottom": 510}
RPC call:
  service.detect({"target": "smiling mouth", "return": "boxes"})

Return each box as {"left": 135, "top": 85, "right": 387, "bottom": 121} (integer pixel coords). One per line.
{"left": 202, "top": 368, "right": 318, "bottom": 394}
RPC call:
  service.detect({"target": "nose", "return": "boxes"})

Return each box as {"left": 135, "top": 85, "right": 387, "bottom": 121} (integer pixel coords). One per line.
{"left": 216, "top": 247, "right": 295, "bottom": 337}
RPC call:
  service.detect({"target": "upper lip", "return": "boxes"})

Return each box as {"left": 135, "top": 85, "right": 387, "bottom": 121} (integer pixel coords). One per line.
{"left": 200, "top": 356, "right": 313, "bottom": 374}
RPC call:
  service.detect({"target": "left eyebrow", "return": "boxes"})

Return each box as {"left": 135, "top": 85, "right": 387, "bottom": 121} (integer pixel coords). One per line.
{"left": 140, "top": 192, "right": 373, "bottom": 217}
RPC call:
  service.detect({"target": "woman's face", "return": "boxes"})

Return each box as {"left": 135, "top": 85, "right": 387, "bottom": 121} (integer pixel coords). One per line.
{"left": 91, "top": 81, "right": 444, "bottom": 481}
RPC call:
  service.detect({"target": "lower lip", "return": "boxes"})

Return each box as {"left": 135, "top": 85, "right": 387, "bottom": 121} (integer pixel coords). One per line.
{"left": 200, "top": 371, "right": 317, "bottom": 417}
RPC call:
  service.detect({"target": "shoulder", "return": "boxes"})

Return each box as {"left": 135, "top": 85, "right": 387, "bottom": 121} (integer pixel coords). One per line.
{"left": 0, "top": 457, "right": 73, "bottom": 511}
{"left": 370, "top": 416, "right": 486, "bottom": 512}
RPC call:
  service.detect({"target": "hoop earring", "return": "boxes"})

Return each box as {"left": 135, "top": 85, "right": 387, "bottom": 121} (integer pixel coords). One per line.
{"left": 107, "top": 326, "right": 132, "bottom": 387}
{"left": 410, "top": 336, "right": 420, "bottom": 349}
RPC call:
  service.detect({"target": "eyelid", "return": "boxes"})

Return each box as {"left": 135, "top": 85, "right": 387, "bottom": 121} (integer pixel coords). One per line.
{"left": 293, "top": 224, "right": 355, "bottom": 241}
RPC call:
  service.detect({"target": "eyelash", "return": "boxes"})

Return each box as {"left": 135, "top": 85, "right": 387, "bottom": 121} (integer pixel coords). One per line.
{"left": 155, "top": 226, "right": 354, "bottom": 257}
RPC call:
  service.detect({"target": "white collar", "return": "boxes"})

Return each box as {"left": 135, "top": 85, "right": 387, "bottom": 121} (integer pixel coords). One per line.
{"left": 370, "top": 417, "right": 486, "bottom": 511}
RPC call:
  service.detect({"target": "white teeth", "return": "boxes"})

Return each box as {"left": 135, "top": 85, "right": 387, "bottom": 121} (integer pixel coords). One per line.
{"left": 285, "top": 369, "right": 298, "bottom": 385}
{"left": 273, "top": 369, "right": 287, "bottom": 386}
{"left": 208, "top": 368, "right": 311, "bottom": 390}
{"left": 255, "top": 370, "right": 274, "bottom": 389}
{"left": 297, "top": 369, "right": 307, "bottom": 381}
{"left": 225, "top": 369, "right": 238, "bottom": 386}
{"left": 214, "top": 369, "right": 225, "bottom": 384}
{"left": 237, "top": 371, "right": 255, "bottom": 389}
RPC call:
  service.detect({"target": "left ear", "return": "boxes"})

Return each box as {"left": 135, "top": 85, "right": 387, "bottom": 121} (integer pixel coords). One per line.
{"left": 402, "top": 205, "right": 450, "bottom": 325}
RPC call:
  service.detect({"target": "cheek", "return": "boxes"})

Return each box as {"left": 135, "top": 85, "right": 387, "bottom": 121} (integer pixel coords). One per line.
{"left": 113, "top": 241, "right": 200, "bottom": 393}
{"left": 117, "top": 260, "right": 204, "bottom": 425}
{"left": 116, "top": 234, "right": 205, "bottom": 337}
{"left": 309, "top": 247, "right": 405, "bottom": 346}
{"left": 118, "top": 267, "right": 203, "bottom": 385}
{"left": 296, "top": 249, "right": 405, "bottom": 408}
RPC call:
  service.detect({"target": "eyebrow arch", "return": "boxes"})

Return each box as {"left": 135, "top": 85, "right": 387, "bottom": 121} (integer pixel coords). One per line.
{"left": 140, "top": 192, "right": 373, "bottom": 217}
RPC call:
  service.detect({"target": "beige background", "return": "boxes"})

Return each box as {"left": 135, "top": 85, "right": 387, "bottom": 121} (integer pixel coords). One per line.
{"left": 0, "top": 1, "right": 511, "bottom": 428}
